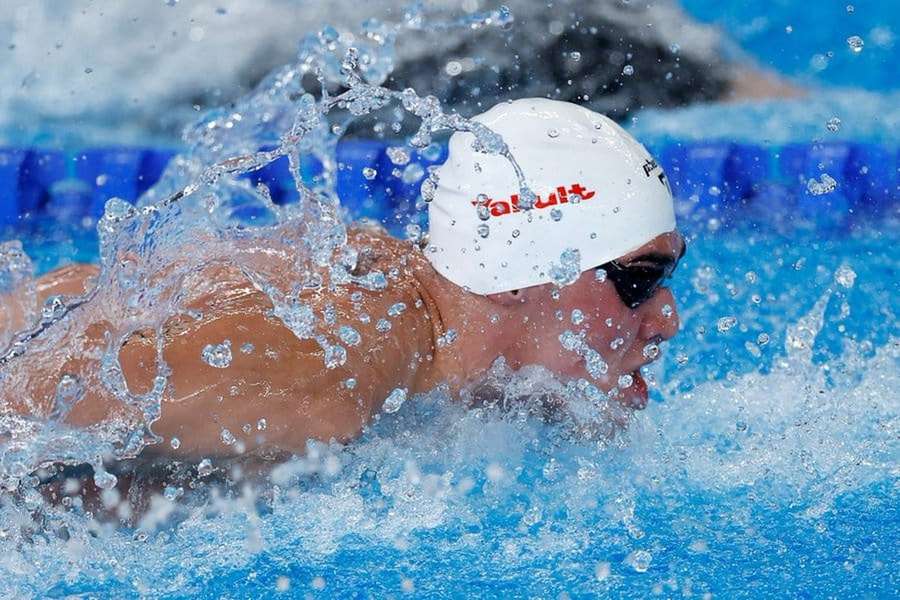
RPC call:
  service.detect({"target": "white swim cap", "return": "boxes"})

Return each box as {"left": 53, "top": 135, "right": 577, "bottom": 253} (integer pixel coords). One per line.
{"left": 426, "top": 98, "right": 676, "bottom": 295}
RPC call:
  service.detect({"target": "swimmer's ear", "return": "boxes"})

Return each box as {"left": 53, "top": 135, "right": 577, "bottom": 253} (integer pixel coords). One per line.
{"left": 486, "top": 289, "right": 524, "bottom": 306}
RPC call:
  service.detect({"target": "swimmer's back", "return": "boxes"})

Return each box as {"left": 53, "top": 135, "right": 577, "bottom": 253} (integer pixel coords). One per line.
{"left": 1, "top": 228, "right": 439, "bottom": 458}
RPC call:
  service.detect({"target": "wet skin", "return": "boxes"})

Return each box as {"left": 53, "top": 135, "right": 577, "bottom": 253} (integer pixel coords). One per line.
{"left": 0, "top": 228, "right": 682, "bottom": 459}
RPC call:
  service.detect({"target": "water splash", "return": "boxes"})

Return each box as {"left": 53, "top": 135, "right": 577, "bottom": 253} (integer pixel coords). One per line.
{"left": 0, "top": 6, "right": 533, "bottom": 488}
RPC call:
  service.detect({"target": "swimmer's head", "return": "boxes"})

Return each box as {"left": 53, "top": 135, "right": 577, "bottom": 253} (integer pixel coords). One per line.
{"left": 426, "top": 97, "right": 676, "bottom": 295}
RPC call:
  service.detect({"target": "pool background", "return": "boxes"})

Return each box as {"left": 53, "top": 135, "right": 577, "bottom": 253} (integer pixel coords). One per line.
{"left": 0, "top": 1, "right": 898, "bottom": 598}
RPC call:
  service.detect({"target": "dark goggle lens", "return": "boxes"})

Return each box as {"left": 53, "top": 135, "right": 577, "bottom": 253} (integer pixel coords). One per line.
{"left": 606, "top": 264, "right": 671, "bottom": 308}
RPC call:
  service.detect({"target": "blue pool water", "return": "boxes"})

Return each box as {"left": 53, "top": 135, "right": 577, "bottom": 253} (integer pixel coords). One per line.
{"left": 0, "top": 2, "right": 898, "bottom": 598}
{"left": 2, "top": 148, "right": 896, "bottom": 598}
{"left": 681, "top": 0, "right": 899, "bottom": 91}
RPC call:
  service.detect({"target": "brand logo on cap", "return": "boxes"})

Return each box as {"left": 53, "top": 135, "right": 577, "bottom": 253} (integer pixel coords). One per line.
{"left": 471, "top": 183, "right": 596, "bottom": 218}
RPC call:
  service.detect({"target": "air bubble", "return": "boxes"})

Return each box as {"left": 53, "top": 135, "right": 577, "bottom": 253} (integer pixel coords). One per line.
{"left": 622, "top": 65, "right": 634, "bottom": 76}
{"left": 362, "top": 167, "right": 377, "bottom": 180}
{"left": 826, "top": 117, "right": 842, "bottom": 132}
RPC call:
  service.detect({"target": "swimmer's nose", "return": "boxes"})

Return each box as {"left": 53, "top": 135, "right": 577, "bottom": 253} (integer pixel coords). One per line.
{"left": 637, "top": 287, "right": 679, "bottom": 342}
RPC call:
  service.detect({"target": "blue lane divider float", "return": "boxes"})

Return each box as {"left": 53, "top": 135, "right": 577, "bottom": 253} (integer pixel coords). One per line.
{"left": 0, "top": 141, "right": 895, "bottom": 230}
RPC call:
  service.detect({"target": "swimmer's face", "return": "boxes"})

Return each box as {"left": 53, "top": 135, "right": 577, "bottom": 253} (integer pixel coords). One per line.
{"left": 503, "top": 232, "right": 684, "bottom": 410}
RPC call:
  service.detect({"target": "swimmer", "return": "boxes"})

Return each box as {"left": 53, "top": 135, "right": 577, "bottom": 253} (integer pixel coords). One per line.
{"left": 1, "top": 98, "right": 684, "bottom": 460}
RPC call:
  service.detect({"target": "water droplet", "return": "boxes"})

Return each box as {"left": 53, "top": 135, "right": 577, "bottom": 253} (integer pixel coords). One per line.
{"left": 344, "top": 378, "right": 357, "bottom": 389}
{"left": 477, "top": 223, "right": 490, "bottom": 238}
{"left": 386, "top": 146, "right": 411, "bottom": 165}
{"left": 548, "top": 248, "right": 581, "bottom": 286}
{"left": 362, "top": 167, "right": 377, "bottom": 180}
{"left": 201, "top": 340, "right": 232, "bottom": 368}
{"left": 595, "top": 562, "right": 611, "bottom": 581}
{"left": 642, "top": 343, "right": 660, "bottom": 359}
{"left": 846, "top": 4, "right": 855, "bottom": 13}
{"left": 383, "top": 387, "right": 408, "bottom": 413}
{"left": 661, "top": 304, "right": 673, "bottom": 318}
{"left": 826, "top": 117, "right": 842, "bottom": 132}
{"left": 405, "top": 223, "right": 423, "bottom": 243}
{"left": 197, "top": 458, "right": 213, "bottom": 477}
{"left": 570, "top": 309, "right": 584, "bottom": 325}
{"left": 221, "top": 428, "right": 235, "bottom": 445}
{"left": 324, "top": 344, "right": 347, "bottom": 369}
{"left": 806, "top": 173, "right": 837, "bottom": 195}
{"left": 444, "top": 60, "right": 463, "bottom": 76}
{"left": 570, "top": 51, "right": 582, "bottom": 61}
{"left": 717, "top": 316, "right": 737, "bottom": 332}
{"left": 84, "top": 67, "right": 94, "bottom": 74}
{"left": 550, "top": 208, "right": 563, "bottom": 222}
{"left": 757, "top": 333, "right": 770, "bottom": 345}
{"left": 595, "top": 268, "right": 607, "bottom": 283}
{"left": 436, "top": 329, "right": 458, "bottom": 348}
{"left": 622, "top": 64, "right": 634, "bottom": 76}
{"left": 617, "top": 374, "right": 634, "bottom": 388}
{"left": 240, "top": 342, "right": 255, "bottom": 354}
{"left": 736, "top": 421, "right": 748, "bottom": 432}
{"left": 547, "top": 128, "right": 560, "bottom": 138}
{"left": 401, "top": 163, "right": 424, "bottom": 184}
{"left": 511, "top": 229, "right": 520, "bottom": 238}
{"left": 170, "top": 437, "right": 181, "bottom": 450}
{"left": 387, "top": 302, "right": 407, "bottom": 317}
{"left": 376, "top": 318, "right": 392, "bottom": 333}
{"left": 93, "top": 467, "right": 117, "bottom": 490}
{"left": 41, "top": 295, "right": 67, "bottom": 321}
{"left": 626, "top": 549, "right": 652, "bottom": 572}
{"left": 338, "top": 325, "right": 362, "bottom": 346}
{"left": 835, "top": 264, "right": 856, "bottom": 288}
{"left": 846, "top": 35, "right": 864, "bottom": 53}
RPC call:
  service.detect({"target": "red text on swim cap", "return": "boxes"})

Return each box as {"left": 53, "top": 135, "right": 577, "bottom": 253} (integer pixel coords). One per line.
{"left": 471, "top": 184, "right": 596, "bottom": 217}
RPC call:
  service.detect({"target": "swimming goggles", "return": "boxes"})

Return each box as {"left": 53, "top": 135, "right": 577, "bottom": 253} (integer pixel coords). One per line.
{"left": 598, "top": 240, "right": 686, "bottom": 309}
